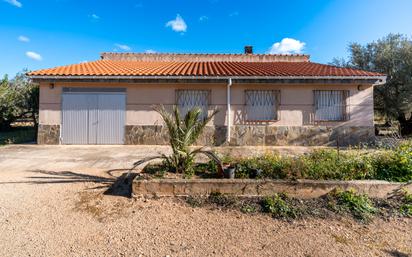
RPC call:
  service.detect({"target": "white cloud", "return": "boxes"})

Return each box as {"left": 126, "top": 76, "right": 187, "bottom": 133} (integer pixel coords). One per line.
{"left": 166, "top": 14, "right": 187, "bottom": 33}
{"left": 90, "top": 14, "right": 100, "bottom": 20}
{"left": 268, "top": 38, "right": 305, "bottom": 54}
{"left": 4, "top": 0, "right": 22, "bottom": 8}
{"left": 18, "top": 35, "right": 30, "bottom": 42}
{"left": 114, "top": 43, "right": 131, "bottom": 51}
{"left": 199, "top": 15, "right": 208, "bottom": 22}
{"left": 229, "top": 11, "right": 239, "bottom": 17}
{"left": 145, "top": 49, "right": 156, "bottom": 54}
{"left": 26, "top": 51, "right": 42, "bottom": 61}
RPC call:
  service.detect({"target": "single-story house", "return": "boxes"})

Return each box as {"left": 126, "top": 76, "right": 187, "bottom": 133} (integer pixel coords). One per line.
{"left": 29, "top": 47, "right": 386, "bottom": 146}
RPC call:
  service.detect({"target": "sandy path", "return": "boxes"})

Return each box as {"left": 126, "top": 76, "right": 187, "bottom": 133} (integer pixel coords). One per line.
{"left": 0, "top": 169, "right": 411, "bottom": 257}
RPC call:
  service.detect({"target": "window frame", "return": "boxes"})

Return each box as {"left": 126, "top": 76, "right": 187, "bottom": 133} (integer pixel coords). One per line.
{"left": 244, "top": 90, "right": 280, "bottom": 122}
{"left": 313, "top": 90, "right": 349, "bottom": 122}
{"left": 175, "top": 89, "right": 211, "bottom": 119}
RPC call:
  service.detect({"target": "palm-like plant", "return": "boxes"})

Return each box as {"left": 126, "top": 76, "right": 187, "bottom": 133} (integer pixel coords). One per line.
{"left": 131, "top": 105, "right": 223, "bottom": 177}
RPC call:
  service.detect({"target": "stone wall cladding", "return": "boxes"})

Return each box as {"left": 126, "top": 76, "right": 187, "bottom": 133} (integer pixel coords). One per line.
{"left": 125, "top": 125, "right": 227, "bottom": 146}
{"left": 124, "top": 125, "right": 374, "bottom": 146}
{"left": 125, "top": 125, "right": 169, "bottom": 145}
{"left": 37, "top": 124, "right": 60, "bottom": 144}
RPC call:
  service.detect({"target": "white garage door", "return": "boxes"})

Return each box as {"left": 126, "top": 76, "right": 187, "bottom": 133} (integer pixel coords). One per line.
{"left": 61, "top": 88, "right": 126, "bottom": 145}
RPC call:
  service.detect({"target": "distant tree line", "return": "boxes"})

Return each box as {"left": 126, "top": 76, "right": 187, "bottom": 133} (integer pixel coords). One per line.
{"left": 331, "top": 33, "right": 412, "bottom": 135}
{"left": 0, "top": 70, "right": 39, "bottom": 131}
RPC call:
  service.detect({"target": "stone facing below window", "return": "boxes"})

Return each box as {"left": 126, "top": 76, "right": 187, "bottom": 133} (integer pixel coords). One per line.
{"left": 124, "top": 125, "right": 374, "bottom": 146}
{"left": 37, "top": 124, "right": 374, "bottom": 146}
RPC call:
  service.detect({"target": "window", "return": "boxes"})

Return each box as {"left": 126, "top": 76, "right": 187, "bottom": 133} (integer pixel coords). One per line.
{"left": 314, "top": 90, "right": 349, "bottom": 121}
{"left": 176, "top": 90, "right": 210, "bottom": 119}
{"left": 245, "top": 90, "right": 279, "bottom": 121}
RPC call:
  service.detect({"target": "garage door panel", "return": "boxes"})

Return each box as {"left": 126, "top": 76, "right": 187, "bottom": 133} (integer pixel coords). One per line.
{"left": 97, "top": 94, "right": 126, "bottom": 144}
{"left": 61, "top": 91, "right": 126, "bottom": 145}
{"left": 62, "top": 94, "right": 89, "bottom": 144}
{"left": 88, "top": 95, "right": 99, "bottom": 144}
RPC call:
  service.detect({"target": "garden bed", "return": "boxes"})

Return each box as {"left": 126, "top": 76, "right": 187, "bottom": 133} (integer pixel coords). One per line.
{"left": 183, "top": 189, "right": 412, "bottom": 222}
{"left": 137, "top": 141, "right": 412, "bottom": 182}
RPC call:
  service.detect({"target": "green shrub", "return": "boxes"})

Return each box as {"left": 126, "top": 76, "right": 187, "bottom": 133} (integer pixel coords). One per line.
{"left": 261, "top": 193, "right": 298, "bottom": 219}
{"left": 230, "top": 146, "right": 411, "bottom": 182}
{"left": 399, "top": 189, "right": 412, "bottom": 216}
{"left": 298, "top": 149, "right": 375, "bottom": 180}
{"left": 328, "top": 189, "right": 377, "bottom": 221}
{"left": 373, "top": 142, "right": 412, "bottom": 182}
{"left": 193, "top": 160, "right": 218, "bottom": 176}
{"left": 234, "top": 154, "right": 293, "bottom": 179}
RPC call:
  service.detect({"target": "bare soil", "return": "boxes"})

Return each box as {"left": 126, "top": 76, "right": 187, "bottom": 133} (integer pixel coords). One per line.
{"left": 0, "top": 145, "right": 411, "bottom": 257}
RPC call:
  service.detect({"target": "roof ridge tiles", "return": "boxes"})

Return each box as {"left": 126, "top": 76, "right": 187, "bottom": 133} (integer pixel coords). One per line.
{"left": 100, "top": 52, "right": 311, "bottom": 63}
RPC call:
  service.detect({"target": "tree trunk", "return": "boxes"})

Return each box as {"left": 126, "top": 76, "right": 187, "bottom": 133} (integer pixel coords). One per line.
{"left": 398, "top": 113, "right": 412, "bottom": 136}
{"left": 32, "top": 110, "right": 38, "bottom": 140}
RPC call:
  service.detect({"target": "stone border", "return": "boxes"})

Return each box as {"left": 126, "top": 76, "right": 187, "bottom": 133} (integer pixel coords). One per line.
{"left": 132, "top": 179, "right": 412, "bottom": 199}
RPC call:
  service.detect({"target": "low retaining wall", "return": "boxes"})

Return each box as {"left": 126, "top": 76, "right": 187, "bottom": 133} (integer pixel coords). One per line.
{"left": 132, "top": 179, "right": 412, "bottom": 199}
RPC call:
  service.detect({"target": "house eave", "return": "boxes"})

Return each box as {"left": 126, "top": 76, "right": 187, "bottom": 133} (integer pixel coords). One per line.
{"left": 29, "top": 75, "right": 386, "bottom": 85}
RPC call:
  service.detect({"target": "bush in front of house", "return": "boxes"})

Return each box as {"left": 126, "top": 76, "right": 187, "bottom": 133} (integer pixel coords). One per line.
{"left": 298, "top": 149, "right": 375, "bottom": 180}
{"left": 233, "top": 154, "right": 293, "bottom": 179}
{"left": 219, "top": 141, "right": 412, "bottom": 182}
{"left": 372, "top": 141, "right": 412, "bottom": 182}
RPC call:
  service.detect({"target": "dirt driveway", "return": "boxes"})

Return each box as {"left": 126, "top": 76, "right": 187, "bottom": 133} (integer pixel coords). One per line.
{"left": 0, "top": 145, "right": 411, "bottom": 257}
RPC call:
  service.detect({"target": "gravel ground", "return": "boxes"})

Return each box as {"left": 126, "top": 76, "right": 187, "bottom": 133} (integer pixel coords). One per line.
{"left": 0, "top": 145, "right": 411, "bottom": 257}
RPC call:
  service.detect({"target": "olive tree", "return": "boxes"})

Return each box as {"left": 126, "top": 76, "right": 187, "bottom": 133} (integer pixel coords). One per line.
{"left": 331, "top": 34, "right": 412, "bottom": 135}
{"left": 0, "top": 70, "right": 39, "bottom": 131}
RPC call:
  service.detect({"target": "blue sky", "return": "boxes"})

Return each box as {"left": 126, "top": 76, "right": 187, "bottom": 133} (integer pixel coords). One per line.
{"left": 1, "top": 0, "right": 412, "bottom": 77}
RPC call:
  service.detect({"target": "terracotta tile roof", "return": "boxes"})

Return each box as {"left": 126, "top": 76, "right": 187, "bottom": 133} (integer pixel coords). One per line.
{"left": 29, "top": 60, "right": 384, "bottom": 77}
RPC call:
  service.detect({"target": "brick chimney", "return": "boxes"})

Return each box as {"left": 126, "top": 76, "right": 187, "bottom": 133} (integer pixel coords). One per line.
{"left": 244, "top": 45, "right": 253, "bottom": 54}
